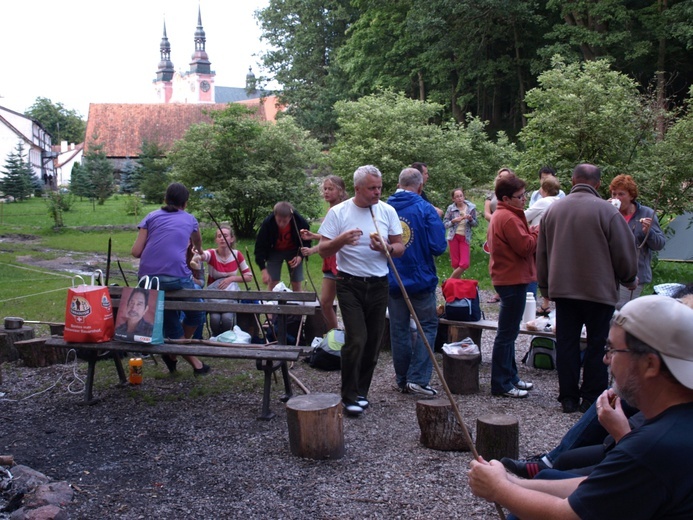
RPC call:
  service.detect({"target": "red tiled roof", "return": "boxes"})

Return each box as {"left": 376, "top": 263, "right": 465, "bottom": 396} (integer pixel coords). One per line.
{"left": 83, "top": 96, "right": 281, "bottom": 158}
{"left": 84, "top": 103, "right": 229, "bottom": 157}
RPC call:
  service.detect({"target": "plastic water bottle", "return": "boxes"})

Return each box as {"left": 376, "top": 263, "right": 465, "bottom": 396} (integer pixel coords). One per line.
{"left": 522, "top": 293, "right": 536, "bottom": 325}
{"left": 128, "top": 357, "right": 143, "bottom": 385}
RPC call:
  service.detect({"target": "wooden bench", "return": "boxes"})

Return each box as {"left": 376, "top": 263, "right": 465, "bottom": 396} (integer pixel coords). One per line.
{"left": 439, "top": 318, "right": 559, "bottom": 360}
{"left": 46, "top": 287, "right": 318, "bottom": 420}
{"left": 439, "top": 318, "right": 586, "bottom": 360}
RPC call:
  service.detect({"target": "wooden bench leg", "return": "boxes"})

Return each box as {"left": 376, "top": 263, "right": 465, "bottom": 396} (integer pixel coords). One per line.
{"left": 257, "top": 359, "right": 278, "bottom": 421}
{"left": 280, "top": 361, "right": 293, "bottom": 403}
{"left": 81, "top": 352, "right": 100, "bottom": 405}
{"left": 113, "top": 355, "right": 128, "bottom": 387}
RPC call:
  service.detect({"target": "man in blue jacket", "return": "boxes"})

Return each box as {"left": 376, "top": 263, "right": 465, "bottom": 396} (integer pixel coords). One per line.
{"left": 387, "top": 168, "right": 447, "bottom": 395}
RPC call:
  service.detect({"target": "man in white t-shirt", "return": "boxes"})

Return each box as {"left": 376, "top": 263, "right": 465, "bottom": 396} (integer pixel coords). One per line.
{"left": 319, "top": 165, "right": 404, "bottom": 416}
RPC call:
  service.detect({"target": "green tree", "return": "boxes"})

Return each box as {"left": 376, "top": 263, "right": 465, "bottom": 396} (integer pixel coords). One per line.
{"left": 69, "top": 161, "right": 92, "bottom": 199}
{"left": 24, "top": 97, "right": 86, "bottom": 144}
{"left": 517, "top": 57, "right": 653, "bottom": 189}
{"left": 338, "top": 0, "right": 551, "bottom": 133}
{"left": 330, "top": 90, "right": 517, "bottom": 206}
{"left": 0, "top": 142, "right": 37, "bottom": 200}
{"left": 168, "top": 104, "right": 323, "bottom": 237}
{"left": 119, "top": 158, "right": 138, "bottom": 195}
{"left": 135, "top": 141, "right": 170, "bottom": 203}
{"left": 81, "top": 136, "right": 115, "bottom": 205}
{"left": 257, "top": 0, "right": 358, "bottom": 143}
{"left": 634, "top": 87, "right": 693, "bottom": 217}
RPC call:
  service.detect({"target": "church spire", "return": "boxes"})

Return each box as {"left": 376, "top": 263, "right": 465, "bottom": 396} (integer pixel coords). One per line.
{"left": 190, "top": 5, "right": 211, "bottom": 74}
{"left": 156, "top": 19, "right": 174, "bottom": 82}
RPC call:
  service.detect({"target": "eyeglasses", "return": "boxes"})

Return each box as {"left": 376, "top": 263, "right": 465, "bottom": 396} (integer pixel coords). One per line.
{"left": 511, "top": 192, "right": 527, "bottom": 200}
{"left": 603, "top": 346, "right": 632, "bottom": 359}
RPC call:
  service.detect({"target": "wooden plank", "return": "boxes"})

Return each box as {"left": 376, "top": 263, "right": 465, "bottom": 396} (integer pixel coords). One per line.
{"left": 45, "top": 338, "right": 302, "bottom": 362}
{"left": 108, "top": 287, "right": 317, "bottom": 302}
{"left": 439, "top": 318, "right": 557, "bottom": 339}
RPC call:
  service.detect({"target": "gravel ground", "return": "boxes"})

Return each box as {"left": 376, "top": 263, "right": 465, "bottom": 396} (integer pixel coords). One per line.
{"left": 1, "top": 290, "right": 578, "bottom": 519}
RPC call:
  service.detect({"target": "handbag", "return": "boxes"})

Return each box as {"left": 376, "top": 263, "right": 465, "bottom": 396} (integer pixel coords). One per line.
{"left": 113, "top": 276, "right": 165, "bottom": 344}
{"left": 64, "top": 270, "right": 115, "bottom": 343}
{"left": 442, "top": 279, "right": 482, "bottom": 322}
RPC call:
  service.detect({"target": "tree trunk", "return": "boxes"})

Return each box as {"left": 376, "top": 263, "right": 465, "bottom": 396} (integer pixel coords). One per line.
{"left": 286, "top": 393, "right": 344, "bottom": 460}
{"left": 656, "top": 0, "right": 669, "bottom": 141}
{"left": 416, "top": 399, "right": 471, "bottom": 451}
{"left": 443, "top": 351, "right": 480, "bottom": 394}
{"left": 476, "top": 414, "right": 519, "bottom": 461}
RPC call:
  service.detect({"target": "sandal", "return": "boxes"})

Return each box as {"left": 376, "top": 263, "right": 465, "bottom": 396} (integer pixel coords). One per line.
{"left": 536, "top": 307, "right": 551, "bottom": 317}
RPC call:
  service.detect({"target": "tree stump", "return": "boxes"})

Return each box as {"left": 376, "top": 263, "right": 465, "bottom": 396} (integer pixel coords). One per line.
{"left": 443, "top": 351, "right": 480, "bottom": 394}
{"left": 415, "top": 399, "right": 471, "bottom": 451}
{"left": 476, "top": 414, "right": 519, "bottom": 461}
{"left": 286, "top": 393, "right": 344, "bottom": 460}
{"left": 15, "top": 338, "right": 71, "bottom": 368}
{"left": 0, "top": 326, "right": 36, "bottom": 363}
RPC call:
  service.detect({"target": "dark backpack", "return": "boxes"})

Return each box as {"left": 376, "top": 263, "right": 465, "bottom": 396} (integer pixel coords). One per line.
{"left": 442, "top": 279, "right": 482, "bottom": 322}
{"left": 307, "top": 329, "right": 344, "bottom": 371}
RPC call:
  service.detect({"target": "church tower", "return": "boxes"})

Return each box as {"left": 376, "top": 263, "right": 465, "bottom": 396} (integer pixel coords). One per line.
{"left": 187, "top": 6, "right": 215, "bottom": 103}
{"left": 154, "top": 21, "right": 175, "bottom": 103}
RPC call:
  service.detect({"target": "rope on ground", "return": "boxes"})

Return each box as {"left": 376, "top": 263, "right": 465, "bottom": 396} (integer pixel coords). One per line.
{"left": 0, "top": 349, "right": 85, "bottom": 402}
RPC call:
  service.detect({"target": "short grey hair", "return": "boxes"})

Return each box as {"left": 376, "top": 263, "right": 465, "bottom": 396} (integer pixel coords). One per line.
{"left": 399, "top": 168, "right": 423, "bottom": 189}
{"left": 354, "top": 165, "right": 382, "bottom": 186}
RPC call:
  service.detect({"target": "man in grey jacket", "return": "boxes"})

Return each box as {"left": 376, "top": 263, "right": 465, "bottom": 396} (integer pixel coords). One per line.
{"left": 537, "top": 163, "right": 637, "bottom": 414}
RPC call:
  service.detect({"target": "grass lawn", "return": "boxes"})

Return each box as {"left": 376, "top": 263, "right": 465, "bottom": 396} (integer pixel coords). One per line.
{"left": 1, "top": 196, "right": 690, "bottom": 325}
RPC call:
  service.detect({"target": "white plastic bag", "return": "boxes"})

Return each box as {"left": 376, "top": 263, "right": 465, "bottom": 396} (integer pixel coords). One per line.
{"left": 232, "top": 325, "right": 251, "bottom": 344}
{"left": 442, "top": 337, "right": 480, "bottom": 356}
{"left": 211, "top": 325, "right": 252, "bottom": 344}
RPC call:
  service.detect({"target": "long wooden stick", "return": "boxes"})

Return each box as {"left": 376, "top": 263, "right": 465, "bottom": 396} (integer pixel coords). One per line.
{"left": 369, "top": 205, "right": 505, "bottom": 520}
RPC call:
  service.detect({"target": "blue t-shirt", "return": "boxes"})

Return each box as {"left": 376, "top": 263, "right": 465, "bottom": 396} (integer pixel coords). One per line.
{"left": 569, "top": 402, "right": 693, "bottom": 519}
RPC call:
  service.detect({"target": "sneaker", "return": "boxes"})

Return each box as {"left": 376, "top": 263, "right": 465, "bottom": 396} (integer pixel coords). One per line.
{"left": 406, "top": 382, "right": 438, "bottom": 396}
{"left": 496, "top": 387, "right": 528, "bottom": 398}
{"left": 356, "top": 396, "right": 370, "bottom": 409}
{"left": 500, "top": 456, "right": 549, "bottom": 478}
{"left": 561, "top": 398, "right": 579, "bottom": 413}
{"left": 342, "top": 401, "right": 364, "bottom": 417}
{"left": 515, "top": 380, "right": 534, "bottom": 391}
{"left": 161, "top": 354, "right": 178, "bottom": 374}
{"left": 394, "top": 384, "right": 409, "bottom": 394}
{"left": 193, "top": 363, "right": 211, "bottom": 376}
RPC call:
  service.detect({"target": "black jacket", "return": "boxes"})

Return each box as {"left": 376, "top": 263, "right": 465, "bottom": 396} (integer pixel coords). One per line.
{"left": 254, "top": 211, "right": 311, "bottom": 270}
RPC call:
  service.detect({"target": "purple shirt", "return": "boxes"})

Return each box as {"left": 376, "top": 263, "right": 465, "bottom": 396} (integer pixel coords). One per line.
{"left": 137, "top": 209, "right": 198, "bottom": 278}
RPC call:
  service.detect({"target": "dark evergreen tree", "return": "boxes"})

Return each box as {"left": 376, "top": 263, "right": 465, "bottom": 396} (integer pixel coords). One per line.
{"left": 81, "top": 136, "right": 114, "bottom": 205}
{"left": 119, "top": 157, "right": 139, "bottom": 194}
{"left": 136, "top": 141, "right": 170, "bottom": 204}
{"left": 0, "top": 142, "right": 37, "bottom": 201}
{"left": 69, "top": 161, "right": 92, "bottom": 199}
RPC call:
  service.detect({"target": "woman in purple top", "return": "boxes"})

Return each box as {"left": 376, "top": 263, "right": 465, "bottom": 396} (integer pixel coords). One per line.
{"left": 131, "top": 182, "right": 210, "bottom": 375}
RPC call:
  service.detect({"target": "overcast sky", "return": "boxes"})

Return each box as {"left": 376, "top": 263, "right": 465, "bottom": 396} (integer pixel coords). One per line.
{"left": 0, "top": 0, "right": 271, "bottom": 117}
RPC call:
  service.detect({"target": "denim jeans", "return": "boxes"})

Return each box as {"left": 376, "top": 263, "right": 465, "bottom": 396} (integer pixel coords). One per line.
{"left": 554, "top": 298, "right": 612, "bottom": 404}
{"left": 153, "top": 275, "right": 200, "bottom": 340}
{"left": 547, "top": 397, "right": 639, "bottom": 463}
{"left": 388, "top": 290, "right": 437, "bottom": 389}
{"left": 336, "top": 275, "right": 389, "bottom": 403}
{"left": 491, "top": 284, "right": 528, "bottom": 394}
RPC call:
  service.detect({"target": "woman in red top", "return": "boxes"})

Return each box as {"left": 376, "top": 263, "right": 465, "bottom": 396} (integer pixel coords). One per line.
{"left": 198, "top": 224, "right": 253, "bottom": 335}
{"left": 300, "top": 176, "right": 348, "bottom": 331}
{"left": 487, "top": 173, "right": 539, "bottom": 398}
